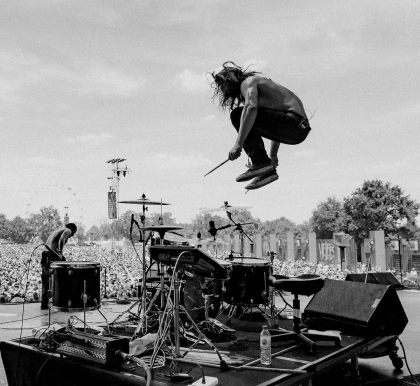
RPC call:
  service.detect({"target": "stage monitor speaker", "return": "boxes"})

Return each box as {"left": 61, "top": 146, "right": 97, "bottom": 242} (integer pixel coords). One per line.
{"left": 303, "top": 279, "right": 408, "bottom": 337}
{"left": 345, "top": 273, "right": 402, "bottom": 289}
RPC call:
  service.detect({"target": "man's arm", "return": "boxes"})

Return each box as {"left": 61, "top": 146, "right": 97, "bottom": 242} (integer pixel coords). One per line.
{"left": 270, "top": 141, "right": 280, "bottom": 167}
{"left": 228, "top": 78, "right": 259, "bottom": 160}
{"left": 57, "top": 229, "right": 72, "bottom": 257}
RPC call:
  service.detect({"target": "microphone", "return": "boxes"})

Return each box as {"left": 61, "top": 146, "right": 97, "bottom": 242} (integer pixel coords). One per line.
{"left": 130, "top": 214, "right": 134, "bottom": 239}
{"left": 217, "top": 224, "right": 232, "bottom": 231}
{"left": 208, "top": 221, "right": 217, "bottom": 237}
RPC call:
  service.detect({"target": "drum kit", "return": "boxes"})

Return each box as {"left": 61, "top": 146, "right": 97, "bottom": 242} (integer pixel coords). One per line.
{"left": 46, "top": 196, "right": 279, "bottom": 366}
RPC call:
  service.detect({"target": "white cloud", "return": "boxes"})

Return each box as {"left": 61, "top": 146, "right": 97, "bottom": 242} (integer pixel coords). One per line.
{"left": 293, "top": 149, "right": 316, "bottom": 158}
{"left": 67, "top": 133, "right": 114, "bottom": 145}
{"left": 148, "top": 151, "right": 213, "bottom": 171}
{"left": 176, "top": 69, "right": 209, "bottom": 94}
{"left": 0, "top": 48, "right": 146, "bottom": 103}
{"left": 203, "top": 115, "right": 216, "bottom": 121}
{"left": 25, "top": 156, "right": 59, "bottom": 166}
{"left": 77, "top": 63, "right": 145, "bottom": 97}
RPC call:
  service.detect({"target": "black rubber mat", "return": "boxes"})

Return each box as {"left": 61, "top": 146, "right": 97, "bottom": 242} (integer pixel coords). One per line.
{"left": 367, "top": 374, "right": 420, "bottom": 385}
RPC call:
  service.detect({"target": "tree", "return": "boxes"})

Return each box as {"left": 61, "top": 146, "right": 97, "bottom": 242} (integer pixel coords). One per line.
{"left": 86, "top": 225, "right": 100, "bottom": 242}
{"left": 260, "top": 216, "right": 296, "bottom": 239}
{"left": 310, "top": 197, "right": 348, "bottom": 239}
{"left": 343, "top": 180, "right": 419, "bottom": 244}
{"left": 0, "top": 213, "right": 9, "bottom": 240}
{"left": 74, "top": 222, "right": 86, "bottom": 244}
{"left": 8, "top": 216, "right": 32, "bottom": 244}
{"left": 99, "top": 220, "right": 113, "bottom": 240}
{"left": 27, "top": 206, "right": 62, "bottom": 242}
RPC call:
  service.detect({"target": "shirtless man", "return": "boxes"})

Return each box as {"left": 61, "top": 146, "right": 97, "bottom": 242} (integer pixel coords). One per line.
{"left": 41, "top": 223, "right": 77, "bottom": 309}
{"left": 211, "top": 61, "right": 311, "bottom": 190}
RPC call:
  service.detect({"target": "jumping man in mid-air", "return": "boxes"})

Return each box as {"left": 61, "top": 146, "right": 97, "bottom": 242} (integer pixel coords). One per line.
{"left": 211, "top": 61, "right": 311, "bottom": 190}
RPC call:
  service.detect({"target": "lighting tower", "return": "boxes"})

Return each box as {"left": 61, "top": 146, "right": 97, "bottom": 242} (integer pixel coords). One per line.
{"left": 106, "top": 158, "right": 130, "bottom": 250}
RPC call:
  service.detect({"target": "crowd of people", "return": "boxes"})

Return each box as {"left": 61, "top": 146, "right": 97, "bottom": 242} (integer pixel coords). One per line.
{"left": 0, "top": 242, "right": 415, "bottom": 304}
{"left": 0, "top": 243, "right": 144, "bottom": 303}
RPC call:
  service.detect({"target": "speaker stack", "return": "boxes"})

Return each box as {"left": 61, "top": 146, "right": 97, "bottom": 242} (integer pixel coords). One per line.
{"left": 303, "top": 279, "right": 408, "bottom": 337}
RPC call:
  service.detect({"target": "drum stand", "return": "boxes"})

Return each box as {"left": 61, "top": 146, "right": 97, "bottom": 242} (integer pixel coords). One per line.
{"left": 110, "top": 198, "right": 150, "bottom": 335}
{"left": 196, "top": 294, "right": 235, "bottom": 336}
{"left": 150, "top": 263, "right": 228, "bottom": 371}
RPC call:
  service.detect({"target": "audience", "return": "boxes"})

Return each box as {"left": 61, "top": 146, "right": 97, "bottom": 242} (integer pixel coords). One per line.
{"left": 0, "top": 243, "right": 415, "bottom": 304}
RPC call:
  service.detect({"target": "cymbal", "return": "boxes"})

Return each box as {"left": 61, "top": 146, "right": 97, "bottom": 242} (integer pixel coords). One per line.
{"left": 200, "top": 203, "right": 252, "bottom": 213}
{"left": 141, "top": 225, "right": 184, "bottom": 232}
{"left": 119, "top": 199, "right": 170, "bottom": 205}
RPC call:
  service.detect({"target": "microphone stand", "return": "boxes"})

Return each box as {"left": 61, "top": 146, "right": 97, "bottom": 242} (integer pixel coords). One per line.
{"left": 225, "top": 211, "right": 254, "bottom": 257}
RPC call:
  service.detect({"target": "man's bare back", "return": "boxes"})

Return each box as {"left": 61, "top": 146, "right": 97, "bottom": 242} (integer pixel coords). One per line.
{"left": 240, "top": 76, "right": 307, "bottom": 119}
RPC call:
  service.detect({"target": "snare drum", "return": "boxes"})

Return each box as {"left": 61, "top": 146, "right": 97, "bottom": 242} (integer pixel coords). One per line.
{"left": 50, "top": 261, "right": 101, "bottom": 311}
{"left": 224, "top": 258, "right": 271, "bottom": 305}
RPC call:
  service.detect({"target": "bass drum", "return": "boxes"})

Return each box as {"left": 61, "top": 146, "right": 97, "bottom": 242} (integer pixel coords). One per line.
{"left": 182, "top": 260, "right": 231, "bottom": 323}
{"left": 50, "top": 261, "right": 101, "bottom": 311}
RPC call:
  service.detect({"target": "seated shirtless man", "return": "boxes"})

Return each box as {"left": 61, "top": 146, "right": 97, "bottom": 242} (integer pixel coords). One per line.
{"left": 211, "top": 61, "right": 311, "bottom": 190}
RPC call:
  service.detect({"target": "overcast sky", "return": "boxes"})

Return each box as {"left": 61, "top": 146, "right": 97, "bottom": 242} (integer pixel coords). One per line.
{"left": 1, "top": 0, "right": 419, "bottom": 229}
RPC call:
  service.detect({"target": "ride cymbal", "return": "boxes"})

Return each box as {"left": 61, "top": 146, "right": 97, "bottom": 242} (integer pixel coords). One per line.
{"left": 119, "top": 200, "right": 170, "bottom": 205}
{"left": 141, "top": 225, "right": 184, "bottom": 232}
{"left": 200, "top": 202, "right": 252, "bottom": 213}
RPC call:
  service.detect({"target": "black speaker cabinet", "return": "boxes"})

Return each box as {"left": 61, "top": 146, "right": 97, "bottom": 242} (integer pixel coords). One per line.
{"left": 345, "top": 272, "right": 402, "bottom": 289}
{"left": 303, "top": 279, "right": 408, "bottom": 337}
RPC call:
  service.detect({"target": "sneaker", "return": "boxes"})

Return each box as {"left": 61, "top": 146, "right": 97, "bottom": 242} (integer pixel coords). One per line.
{"left": 236, "top": 163, "right": 274, "bottom": 182}
{"left": 245, "top": 170, "right": 279, "bottom": 190}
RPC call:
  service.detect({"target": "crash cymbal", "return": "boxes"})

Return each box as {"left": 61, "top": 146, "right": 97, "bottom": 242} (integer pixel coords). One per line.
{"left": 200, "top": 201, "right": 252, "bottom": 213}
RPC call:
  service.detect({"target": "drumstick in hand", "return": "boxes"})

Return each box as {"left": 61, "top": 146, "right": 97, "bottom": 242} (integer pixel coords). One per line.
{"left": 204, "top": 159, "right": 229, "bottom": 177}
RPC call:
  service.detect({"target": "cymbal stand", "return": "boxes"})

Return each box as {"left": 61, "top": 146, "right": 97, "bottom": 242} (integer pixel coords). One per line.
{"left": 150, "top": 253, "right": 228, "bottom": 371}
{"left": 134, "top": 197, "right": 149, "bottom": 337}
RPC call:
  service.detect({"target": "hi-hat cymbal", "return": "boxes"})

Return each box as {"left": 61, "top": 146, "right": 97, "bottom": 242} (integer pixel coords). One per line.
{"left": 119, "top": 199, "right": 170, "bottom": 205}
{"left": 200, "top": 201, "right": 252, "bottom": 213}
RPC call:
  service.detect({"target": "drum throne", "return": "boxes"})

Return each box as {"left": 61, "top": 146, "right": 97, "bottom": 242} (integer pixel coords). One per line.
{"left": 268, "top": 274, "right": 341, "bottom": 353}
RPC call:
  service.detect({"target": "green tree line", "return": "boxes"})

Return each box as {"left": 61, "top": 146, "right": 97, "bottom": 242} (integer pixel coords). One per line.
{"left": 1, "top": 180, "right": 419, "bottom": 246}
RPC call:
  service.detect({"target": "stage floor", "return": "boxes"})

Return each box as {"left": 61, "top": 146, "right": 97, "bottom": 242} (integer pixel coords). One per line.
{"left": 1, "top": 289, "right": 419, "bottom": 385}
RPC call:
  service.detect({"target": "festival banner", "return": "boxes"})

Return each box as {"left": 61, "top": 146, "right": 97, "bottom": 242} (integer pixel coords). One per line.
{"left": 108, "top": 192, "right": 117, "bottom": 219}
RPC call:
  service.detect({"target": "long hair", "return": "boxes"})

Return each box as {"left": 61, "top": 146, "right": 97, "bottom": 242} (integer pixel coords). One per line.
{"left": 211, "top": 61, "right": 261, "bottom": 112}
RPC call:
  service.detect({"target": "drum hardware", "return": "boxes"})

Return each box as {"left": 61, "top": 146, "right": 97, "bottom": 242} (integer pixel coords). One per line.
{"left": 196, "top": 293, "right": 236, "bottom": 336}
{"left": 47, "top": 277, "right": 53, "bottom": 327}
{"left": 203, "top": 201, "right": 256, "bottom": 257}
{"left": 118, "top": 194, "right": 175, "bottom": 337}
{"left": 149, "top": 258, "right": 228, "bottom": 371}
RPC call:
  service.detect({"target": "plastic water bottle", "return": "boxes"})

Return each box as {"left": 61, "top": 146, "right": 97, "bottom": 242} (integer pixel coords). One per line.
{"left": 260, "top": 325, "right": 271, "bottom": 365}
